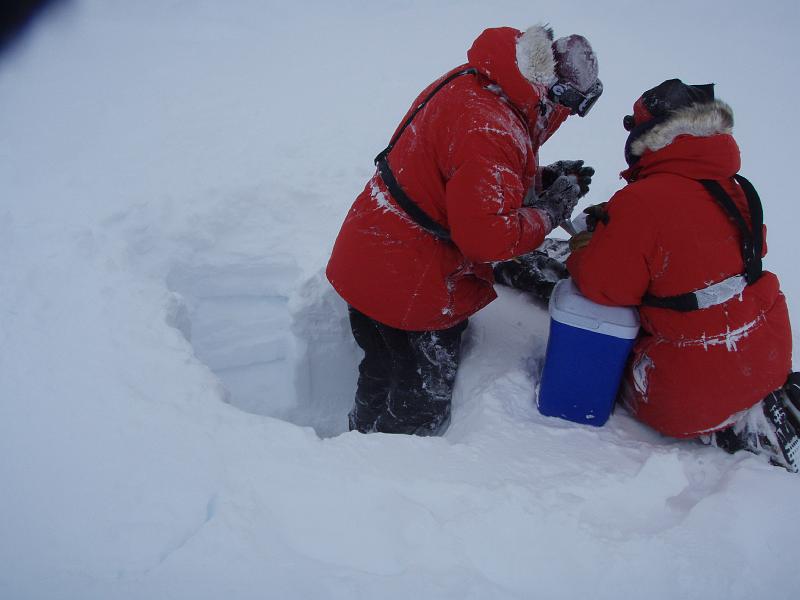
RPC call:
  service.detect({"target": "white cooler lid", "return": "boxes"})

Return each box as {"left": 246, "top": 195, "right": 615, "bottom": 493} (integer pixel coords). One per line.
{"left": 549, "top": 278, "right": 640, "bottom": 339}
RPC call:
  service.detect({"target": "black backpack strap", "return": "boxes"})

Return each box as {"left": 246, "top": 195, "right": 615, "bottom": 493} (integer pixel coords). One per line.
{"left": 642, "top": 175, "right": 764, "bottom": 311}
{"left": 375, "top": 157, "right": 452, "bottom": 241}
{"left": 374, "top": 68, "right": 478, "bottom": 165}
{"left": 373, "top": 68, "right": 479, "bottom": 241}
{"left": 733, "top": 174, "right": 764, "bottom": 284}
{"left": 699, "top": 177, "right": 763, "bottom": 284}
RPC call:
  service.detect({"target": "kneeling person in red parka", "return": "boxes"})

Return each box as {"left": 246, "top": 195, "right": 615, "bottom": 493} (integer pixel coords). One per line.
{"left": 327, "top": 25, "right": 602, "bottom": 435}
{"left": 567, "top": 79, "right": 799, "bottom": 471}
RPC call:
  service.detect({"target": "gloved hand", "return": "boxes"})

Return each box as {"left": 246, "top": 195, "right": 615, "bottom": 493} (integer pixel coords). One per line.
{"left": 493, "top": 247, "right": 569, "bottom": 303}
{"left": 569, "top": 231, "right": 593, "bottom": 252}
{"left": 524, "top": 175, "right": 580, "bottom": 229}
{"left": 583, "top": 202, "right": 609, "bottom": 232}
{"left": 541, "top": 160, "right": 594, "bottom": 197}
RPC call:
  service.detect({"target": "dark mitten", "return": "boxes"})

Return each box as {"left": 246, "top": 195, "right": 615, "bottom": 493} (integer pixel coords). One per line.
{"left": 583, "top": 202, "right": 609, "bottom": 232}
{"left": 493, "top": 240, "right": 570, "bottom": 303}
{"left": 541, "top": 160, "right": 595, "bottom": 197}
{"left": 525, "top": 175, "right": 580, "bottom": 228}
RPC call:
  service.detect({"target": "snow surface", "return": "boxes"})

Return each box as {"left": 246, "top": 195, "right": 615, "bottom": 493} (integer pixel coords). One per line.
{"left": 2, "top": 1, "right": 799, "bottom": 598}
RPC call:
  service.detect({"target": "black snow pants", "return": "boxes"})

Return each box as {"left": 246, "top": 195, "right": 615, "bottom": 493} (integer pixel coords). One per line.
{"left": 347, "top": 307, "right": 468, "bottom": 436}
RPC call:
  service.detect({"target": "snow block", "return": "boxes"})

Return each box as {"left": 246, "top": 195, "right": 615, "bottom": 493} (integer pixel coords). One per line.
{"left": 538, "top": 278, "right": 640, "bottom": 426}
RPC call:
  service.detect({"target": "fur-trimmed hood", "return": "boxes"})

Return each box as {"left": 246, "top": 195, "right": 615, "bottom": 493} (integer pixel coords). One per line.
{"left": 630, "top": 100, "right": 734, "bottom": 158}
{"left": 621, "top": 100, "right": 740, "bottom": 182}
{"left": 467, "top": 26, "right": 556, "bottom": 117}
{"left": 467, "top": 25, "right": 567, "bottom": 142}
{"left": 515, "top": 25, "right": 557, "bottom": 88}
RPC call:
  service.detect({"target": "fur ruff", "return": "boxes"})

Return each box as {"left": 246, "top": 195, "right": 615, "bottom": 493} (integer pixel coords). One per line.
{"left": 515, "top": 25, "right": 557, "bottom": 88}
{"left": 631, "top": 100, "right": 734, "bottom": 157}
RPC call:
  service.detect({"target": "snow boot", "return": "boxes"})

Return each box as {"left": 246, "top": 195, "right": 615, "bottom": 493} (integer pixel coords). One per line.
{"left": 785, "top": 371, "right": 800, "bottom": 416}
{"left": 707, "top": 374, "right": 800, "bottom": 473}
{"left": 762, "top": 386, "right": 800, "bottom": 473}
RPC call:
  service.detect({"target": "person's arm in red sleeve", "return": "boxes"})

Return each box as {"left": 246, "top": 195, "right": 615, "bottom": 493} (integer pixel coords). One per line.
{"left": 444, "top": 112, "right": 552, "bottom": 263}
{"left": 566, "top": 189, "right": 655, "bottom": 306}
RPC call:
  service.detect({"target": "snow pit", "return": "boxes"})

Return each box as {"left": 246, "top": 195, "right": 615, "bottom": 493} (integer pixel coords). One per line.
{"left": 167, "top": 263, "right": 358, "bottom": 437}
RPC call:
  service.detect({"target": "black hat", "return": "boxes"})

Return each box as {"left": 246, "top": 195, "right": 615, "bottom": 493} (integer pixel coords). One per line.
{"left": 623, "top": 79, "right": 716, "bottom": 166}
{"left": 625, "top": 79, "right": 715, "bottom": 131}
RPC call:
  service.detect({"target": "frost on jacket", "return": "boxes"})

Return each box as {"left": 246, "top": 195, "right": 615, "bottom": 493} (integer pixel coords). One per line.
{"left": 327, "top": 26, "right": 568, "bottom": 330}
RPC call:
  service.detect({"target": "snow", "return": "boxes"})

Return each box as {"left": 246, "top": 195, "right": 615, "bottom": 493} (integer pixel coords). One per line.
{"left": 694, "top": 274, "right": 747, "bottom": 310}
{"left": 553, "top": 34, "right": 599, "bottom": 93}
{"left": 1, "top": 1, "right": 799, "bottom": 598}
{"left": 678, "top": 313, "right": 767, "bottom": 352}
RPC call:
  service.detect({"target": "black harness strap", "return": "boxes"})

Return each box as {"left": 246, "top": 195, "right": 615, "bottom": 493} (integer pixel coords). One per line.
{"left": 732, "top": 174, "right": 764, "bottom": 283}
{"left": 373, "top": 68, "right": 479, "bottom": 242}
{"left": 641, "top": 289, "right": 700, "bottom": 312}
{"left": 375, "top": 68, "right": 478, "bottom": 165}
{"left": 700, "top": 175, "right": 763, "bottom": 285}
{"left": 375, "top": 158, "right": 452, "bottom": 241}
{"left": 641, "top": 175, "right": 764, "bottom": 311}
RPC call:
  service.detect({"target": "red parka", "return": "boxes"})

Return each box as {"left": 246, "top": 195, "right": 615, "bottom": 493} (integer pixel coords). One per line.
{"left": 567, "top": 101, "right": 792, "bottom": 438}
{"left": 327, "top": 27, "right": 569, "bottom": 330}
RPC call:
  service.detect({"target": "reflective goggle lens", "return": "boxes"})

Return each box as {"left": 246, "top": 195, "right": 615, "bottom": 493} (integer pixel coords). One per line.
{"left": 576, "top": 80, "right": 603, "bottom": 117}
{"left": 550, "top": 79, "right": 603, "bottom": 117}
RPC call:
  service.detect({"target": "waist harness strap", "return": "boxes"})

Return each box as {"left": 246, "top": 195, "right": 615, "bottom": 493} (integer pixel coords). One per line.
{"left": 642, "top": 174, "right": 764, "bottom": 312}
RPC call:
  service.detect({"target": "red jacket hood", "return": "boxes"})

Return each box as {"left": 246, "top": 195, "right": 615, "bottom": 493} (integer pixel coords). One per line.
{"left": 467, "top": 27, "right": 569, "bottom": 146}
{"left": 621, "top": 100, "right": 739, "bottom": 182}
{"left": 468, "top": 28, "right": 541, "bottom": 113}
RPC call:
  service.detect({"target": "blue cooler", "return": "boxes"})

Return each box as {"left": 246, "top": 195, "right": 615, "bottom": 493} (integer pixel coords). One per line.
{"left": 537, "top": 278, "right": 640, "bottom": 426}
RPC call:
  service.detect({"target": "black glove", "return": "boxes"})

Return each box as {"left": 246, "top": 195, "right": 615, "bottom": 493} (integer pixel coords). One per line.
{"left": 569, "top": 231, "right": 593, "bottom": 252}
{"left": 583, "top": 202, "right": 609, "bottom": 232}
{"left": 524, "top": 175, "right": 580, "bottom": 228}
{"left": 541, "top": 160, "right": 594, "bottom": 197}
{"left": 493, "top": 240, "right": 570, "bottom": 303}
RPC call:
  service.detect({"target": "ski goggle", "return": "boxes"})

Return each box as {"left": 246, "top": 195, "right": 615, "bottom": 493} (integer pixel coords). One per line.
{"left": 548, "top": 78, "right": 603, "bottom": 117}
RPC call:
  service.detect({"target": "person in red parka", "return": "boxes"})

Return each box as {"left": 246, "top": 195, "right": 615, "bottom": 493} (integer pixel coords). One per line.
{"left": 567, "top": 79, "right": 799, "bottom": 471}
{"left": 327, "top": 25, "right": 602, "bottom": 435}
